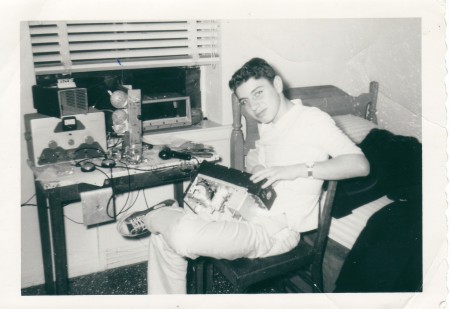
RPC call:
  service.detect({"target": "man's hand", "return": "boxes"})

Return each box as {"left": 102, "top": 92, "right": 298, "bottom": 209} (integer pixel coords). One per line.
{"left": 249, "top": 164, "right": 265, "bottom": 174}
{"left": 250, "top": 165, "right": 301, "bottom": 189}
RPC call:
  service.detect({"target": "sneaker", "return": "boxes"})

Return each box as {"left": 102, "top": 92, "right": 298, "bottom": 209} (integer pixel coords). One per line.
{"left": 117, "top": 199, "right": 178, "bottom": 237}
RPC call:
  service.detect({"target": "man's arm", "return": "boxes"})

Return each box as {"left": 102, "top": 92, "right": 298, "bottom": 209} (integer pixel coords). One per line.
{"left": 307, "top": 153, "right": 370, "bottom": 180}
{"left": 250, "top": 153, "right": 370, "bottom": 189}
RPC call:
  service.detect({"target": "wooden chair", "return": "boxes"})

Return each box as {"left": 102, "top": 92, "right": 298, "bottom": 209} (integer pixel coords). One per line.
{"left": 196, "top": 180, "right": 337, "bottom": 293}
{"left": 190, "top": 82, "right": 379, "bottom": 293}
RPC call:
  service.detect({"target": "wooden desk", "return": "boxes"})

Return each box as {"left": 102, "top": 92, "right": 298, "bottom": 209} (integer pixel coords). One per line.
{"left": 33, "top": 150, "right": 218, "bottom": 295}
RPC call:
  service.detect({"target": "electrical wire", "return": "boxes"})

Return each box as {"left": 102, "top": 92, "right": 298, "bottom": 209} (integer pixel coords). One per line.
{"left": 116, "top": 160, "right": 132, "bottom": 215}
{"left": 106, "top": 194, "right": 116, "bottom": 219}
{"left": 71, "top": 159, "right": 145, "bottom": 219}
{"left": 21, "top": 193, "right": 36, "bottom": 206}
{"left": 64, "top": 215, "right": 84, "bottom": 225}
{"left": 117, "top": 189, "right": 141, "bottom": 216}
{"left": 21, "top": 203, "right": 38, "bottom": 207}
{"left": 23, "top": 160, "right": 203, "bottom": 228}
{"left": 72, "top": 160, "right": 117, "bottom": 220}
{"left": 89, "top": 163, "right": 118, "bottom": 219}
{"left": 70, "top": 156, "right": 203, "bottom": 219}
{"left": 107, "top": 132, "right": 123, "bottom": 150}
{"left": 20, "top": 201, "right": 84, "bottom": 225}
{"left": 74, "top": 157, "right": 95, "bottom": 167}
{"left": 73, "top": 146, "right": 108, "bottom": 159}
{"left": 142, "top": 188, "right": 150, "bottom": 209}
{"left": 108, "top": 138, "right": 123, "bottom": 149}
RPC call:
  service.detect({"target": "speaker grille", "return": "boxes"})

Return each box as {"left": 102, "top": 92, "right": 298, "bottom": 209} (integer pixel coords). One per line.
{"left": 58, "top": 88, "right": 88, "bottom": 116}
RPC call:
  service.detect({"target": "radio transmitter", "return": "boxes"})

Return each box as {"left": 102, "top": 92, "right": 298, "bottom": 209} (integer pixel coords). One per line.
{"left": 24, "top": 109, "right": 107, "bottom": 167}
{"left": 141, "top": 94, "right": 192, "bottom": 132}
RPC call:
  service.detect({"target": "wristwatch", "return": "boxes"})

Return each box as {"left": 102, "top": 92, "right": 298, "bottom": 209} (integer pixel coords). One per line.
{"left": 306, "top": 162, "right": 315, "bottom": 179}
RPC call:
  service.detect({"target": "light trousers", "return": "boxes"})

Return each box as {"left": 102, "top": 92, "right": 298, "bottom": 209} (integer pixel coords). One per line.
{"left": 146, "top": 205, "right": 300, "bottom": 294}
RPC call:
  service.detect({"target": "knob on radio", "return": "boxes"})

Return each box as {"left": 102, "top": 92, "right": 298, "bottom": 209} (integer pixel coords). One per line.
{"left": 48, "top": 140, "right": 58, "bottom": 149}
{"left": 85, "top": 136, "right": 94, "bottom": 144}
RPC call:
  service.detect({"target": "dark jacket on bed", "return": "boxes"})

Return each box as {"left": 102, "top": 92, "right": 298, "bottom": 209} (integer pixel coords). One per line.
{"left": 333, "top": 129, "right": 422, "bottom": 292}
{"left": 332, "top": 128, "right": 422, "bottom": 218}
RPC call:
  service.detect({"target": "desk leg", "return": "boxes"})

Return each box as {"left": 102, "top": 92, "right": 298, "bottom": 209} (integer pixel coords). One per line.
{"left": 48, "top": 189, "right": 69, "bottom": 295}
{"left": 173, "top": 182, "right": 184, "bottom": 207}
{"left": 35, "top": 182, "right": 55, "bottom": 295}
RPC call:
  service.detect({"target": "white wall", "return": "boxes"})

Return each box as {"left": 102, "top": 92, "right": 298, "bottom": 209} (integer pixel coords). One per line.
{"left": 20, "top": 22, "right": 44, "bottom": 287}
{"left": 219, "top": 19, "right": 421, "bottom": 140}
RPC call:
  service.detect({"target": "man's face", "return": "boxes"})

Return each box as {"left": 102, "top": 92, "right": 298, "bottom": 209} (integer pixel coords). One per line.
{"left": 235, "top": 77, "right": 283, "bottom": 124}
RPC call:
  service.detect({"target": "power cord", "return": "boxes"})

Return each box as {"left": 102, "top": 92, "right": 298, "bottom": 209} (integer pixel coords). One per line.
{"left": 89, "top": 162, "right": 117, "bottom": 219}
{"left": 21, "top": 203, "right": 38, "bottom": 207}
{"left": 21, "top": 200, "right": 84, "bottom": 225}
{"left": 21, "top": 193, "right": 36, "bottom": 206}
{"left": 73, "top": 146, "right": 108, "bottom": 159}
{"left": 142, "top": 188, "right": 150, "bottom": 209}
{"left": 63, "top": 214, "right": 84, "bottom": 225}
{"left": 117, "top": 189, "right": 141, "bottom": 216}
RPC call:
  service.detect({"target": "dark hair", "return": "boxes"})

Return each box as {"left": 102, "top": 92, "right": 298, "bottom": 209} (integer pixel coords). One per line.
{"left": 228, "top": 57, "right": 277, "bottom": 91}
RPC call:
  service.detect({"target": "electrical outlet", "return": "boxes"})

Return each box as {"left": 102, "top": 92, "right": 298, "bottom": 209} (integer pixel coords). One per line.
{"left": 81, "top": 188, "right": 115, "bottom": 226}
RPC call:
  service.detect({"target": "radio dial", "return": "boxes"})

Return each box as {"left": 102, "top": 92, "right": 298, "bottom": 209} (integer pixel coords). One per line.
{"left": 48, "top": 140, "right": 58, "bottom": 149}
{"left": 68, "top": 139, "right": 75, "bottom": 146}
{"left": 85, "top": 136, "right": 94, "bottom": 144}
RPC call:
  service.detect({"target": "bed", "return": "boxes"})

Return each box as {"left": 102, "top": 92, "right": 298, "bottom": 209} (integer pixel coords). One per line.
{"left": 229, "top": 81, "right": 422, "bottom": 292}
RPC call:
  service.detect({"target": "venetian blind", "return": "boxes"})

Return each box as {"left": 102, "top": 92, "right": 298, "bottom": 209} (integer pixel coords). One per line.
{"left": 28, "top": 20, "right": 220, "bottom": 75}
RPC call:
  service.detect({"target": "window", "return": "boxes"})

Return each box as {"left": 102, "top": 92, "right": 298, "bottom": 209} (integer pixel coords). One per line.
{"left": 28, "top": 20, "right": 219, "bottom": 75}
{"left": 28, "top": 20, "right": 221, "bottom": 129}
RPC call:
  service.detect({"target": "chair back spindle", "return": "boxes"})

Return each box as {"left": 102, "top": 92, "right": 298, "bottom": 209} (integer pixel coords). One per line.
{"left": 230, "top": 94, "right": 245, "bottom": 171}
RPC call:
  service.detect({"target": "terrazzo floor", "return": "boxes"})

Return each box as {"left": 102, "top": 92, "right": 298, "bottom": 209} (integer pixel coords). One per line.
{"left": 21, "top": 262, "right": 285, "bottom": 295}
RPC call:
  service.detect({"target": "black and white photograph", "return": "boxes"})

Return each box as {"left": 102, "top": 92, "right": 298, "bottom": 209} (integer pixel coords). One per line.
{"left": 2, "top": 0, "right": 447, "bottom": 308}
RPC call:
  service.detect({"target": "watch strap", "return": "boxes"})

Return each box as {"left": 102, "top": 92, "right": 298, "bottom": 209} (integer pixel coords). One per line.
{"left": 306, "top": 162, "right": 315, "bottom": 179}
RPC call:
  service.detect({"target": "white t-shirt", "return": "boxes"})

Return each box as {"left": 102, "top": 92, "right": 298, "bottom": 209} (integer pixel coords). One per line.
{"left": 246, "top": 100, "right": 363, "bottom": 232}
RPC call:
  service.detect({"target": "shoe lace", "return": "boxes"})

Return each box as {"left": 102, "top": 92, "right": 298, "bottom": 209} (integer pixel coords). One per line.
{"left": 128, "top": 216, "right": 147, "bottom": 234}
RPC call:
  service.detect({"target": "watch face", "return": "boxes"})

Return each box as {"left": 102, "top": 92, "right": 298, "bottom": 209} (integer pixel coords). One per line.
{"left": 306, "top": 162, "right": 314, "bottom": 178}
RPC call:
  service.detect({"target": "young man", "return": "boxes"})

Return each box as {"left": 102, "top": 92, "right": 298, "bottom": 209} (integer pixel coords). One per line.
{"left": 117, "top": 57, "right": 370, "bottom": 294}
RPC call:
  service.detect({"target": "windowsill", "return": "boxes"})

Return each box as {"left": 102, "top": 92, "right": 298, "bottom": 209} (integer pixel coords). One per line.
{"left": 143, "top": 119, "right": 229, "bottom": 136}
{"left": 142, "top": 120, "right": 232, "bottom": 144}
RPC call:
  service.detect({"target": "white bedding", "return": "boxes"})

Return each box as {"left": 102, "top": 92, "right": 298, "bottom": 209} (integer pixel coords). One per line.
{"left": 328, "top": 195, "right": 393, "bottom": 250}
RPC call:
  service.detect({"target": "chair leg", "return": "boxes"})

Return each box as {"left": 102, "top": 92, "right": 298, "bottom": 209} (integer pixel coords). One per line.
{"left": 187, "top": 258, "right": 206, "bottom": 294}
{"left": 311, "top": 263, "right": 324, "bottom": 292}
{"left": 205, "top": 261, "right": 214, "bottom": 293}
{"left": 194, "top": 259, "right": 205, "bottom": 294}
